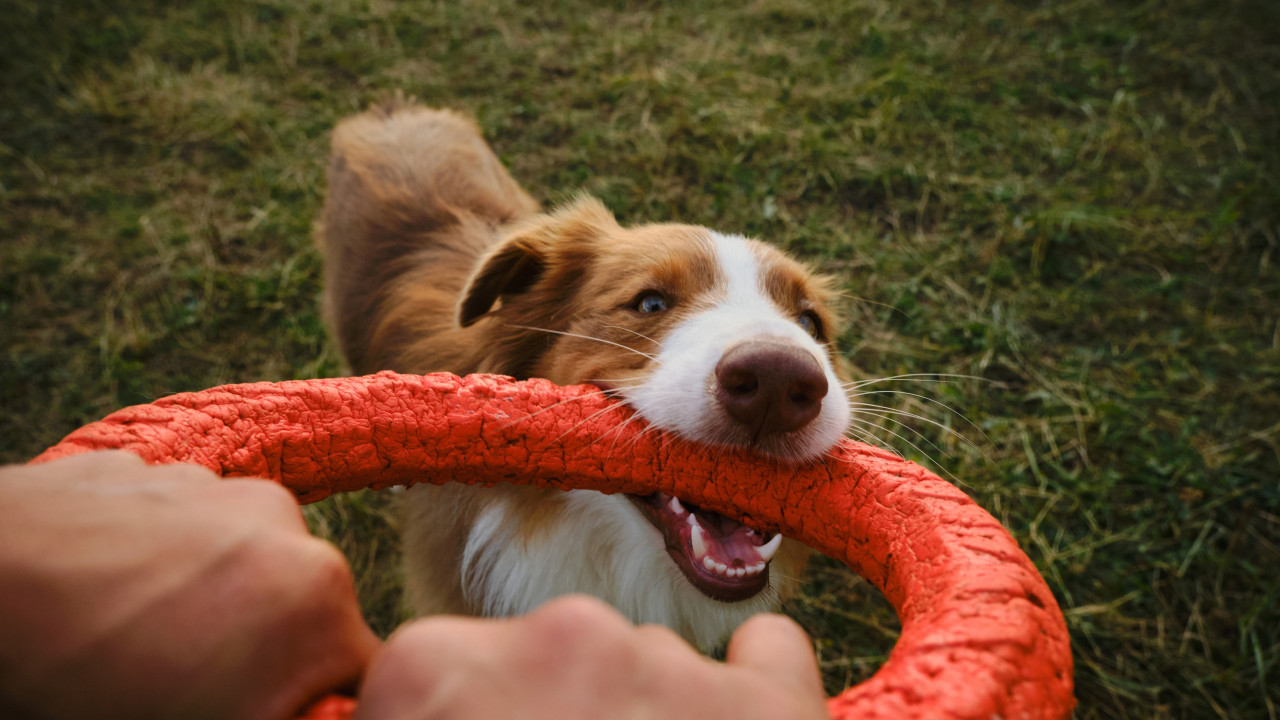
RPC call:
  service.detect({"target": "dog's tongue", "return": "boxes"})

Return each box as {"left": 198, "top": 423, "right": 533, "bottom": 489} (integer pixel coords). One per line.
{"left": 670, "top": 494, "right": 782, "bottom": 579}
{"left": 691, "top": 510, "right": 770, "bottom": 565}
{"left": 630, "top": 492, "right": 779, "bottom": 600}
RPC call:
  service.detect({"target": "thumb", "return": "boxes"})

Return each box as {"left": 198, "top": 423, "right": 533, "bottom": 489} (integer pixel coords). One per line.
{"left": 724, "top": 614, "right": 825, "bottom": 697}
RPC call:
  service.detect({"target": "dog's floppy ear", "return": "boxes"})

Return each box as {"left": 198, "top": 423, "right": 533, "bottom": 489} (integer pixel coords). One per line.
{"left": 456, "top": 237, "right": 545, "bottom": 327}
{"left": 457, "top": 196, "right": 617, "bottom": 327}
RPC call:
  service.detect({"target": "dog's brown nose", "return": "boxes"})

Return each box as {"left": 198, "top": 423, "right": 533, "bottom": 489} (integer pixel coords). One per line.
{"left": 714, "top": 341, "right": 828, "bottom": 437}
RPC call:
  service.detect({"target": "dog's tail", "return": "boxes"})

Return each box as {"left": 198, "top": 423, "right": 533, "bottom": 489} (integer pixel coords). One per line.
{"left": 320, "top": 99, "right": 539, "bottom": 373}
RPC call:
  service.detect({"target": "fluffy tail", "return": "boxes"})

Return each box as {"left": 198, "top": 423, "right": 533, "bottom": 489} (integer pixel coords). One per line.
{"left": 319, "top": 100, "right": 539, "bottom": 373}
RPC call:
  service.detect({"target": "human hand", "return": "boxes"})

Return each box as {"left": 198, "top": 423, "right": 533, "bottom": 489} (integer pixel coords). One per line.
{"left": 354, "top": 594, "right": 829, "bottom": 720}
{"left": 0, "top": 451, "right": 379, "bottom": 720}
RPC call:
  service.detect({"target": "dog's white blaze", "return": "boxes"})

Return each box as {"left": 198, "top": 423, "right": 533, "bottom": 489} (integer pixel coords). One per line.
{"left": 716, "top": 231, "right": 777, "bottom": 313}
{"left": 626, "top": 232, "right": 849, "bottom": 460}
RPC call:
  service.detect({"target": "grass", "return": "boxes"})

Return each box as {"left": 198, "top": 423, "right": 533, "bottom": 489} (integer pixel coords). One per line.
{"left": 2, "top": 0, "right": 1277, "bottom": 717}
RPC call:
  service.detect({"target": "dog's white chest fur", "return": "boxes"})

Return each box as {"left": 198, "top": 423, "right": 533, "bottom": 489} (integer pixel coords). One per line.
{"left": 449, "top": 489, "right": 781, "bottom": 651}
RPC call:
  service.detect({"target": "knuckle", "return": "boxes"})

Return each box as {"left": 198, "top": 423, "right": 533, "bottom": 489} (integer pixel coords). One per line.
{"left": 633, "top": 624, "right": 703, "bottom": 679}
{"left": 362, "top": 621, "right": 469, "bottom": 711}
{"left": 521, "top": 596, "right": 645, "bottom": 677}
{"left": 635, "top": 622, "right": 688, "bottom": 647}
{"left": 235, "top": 534, "right": 355, "bottom": 606}
{"left": 739, "top": 612, "right": 811, "bottom": 650}
{"left": 158, "top": 461, "right": 221, "bottom": 484}
{"left": 220, "top": 478, "right": 305, "bottom": 522}
{"left": 542, "top": 594, "right": 624, "bottom": 626}
{"left": 289, "top": 538, "right": 357, "bottom": 595}
{"left": 94, "top": 449, "right": 148, "bottom": 468}
{"left": 530, "top": 595, "right": 627, "bottom": 647}
{"left": 386, "top": 618, "right": 455, "bottom": 655}
{"left": 46, "top": 450, "right": 147, "bottom": 483}
{"left": 379, "top": 617, "right": 489, "bottom": 683}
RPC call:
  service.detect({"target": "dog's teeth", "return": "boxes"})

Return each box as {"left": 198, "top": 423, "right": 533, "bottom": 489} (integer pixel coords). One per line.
{"left": 757, "top": 534, "right": 783, "bottom": 562}
{"left": 686, "top": 513, "right": 699, "bottom": 527}
{"left": 752, "top": 562, "right": 766, "bottom": 574}
{"left": 703, "top": 556, "right": 716, "bottom": 572}
{"left": 690, "top": 524, "right": 707, "bottom": 560}
{"left": 731, "top": 567, "right": 744, "bottom": 578}
{"left": 669, "top": 496, "right": 685, "bottom": 515}
{"left": 714, "top": 561, "right": 728, "bottom": 576}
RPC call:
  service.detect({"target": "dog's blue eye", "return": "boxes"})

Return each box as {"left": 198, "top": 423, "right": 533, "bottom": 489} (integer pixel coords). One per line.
{"left": 798, "top": 311, "right": 822, "bottom": 339}
{"left": 635, "top": 292, "right": 668, "bottom": 313}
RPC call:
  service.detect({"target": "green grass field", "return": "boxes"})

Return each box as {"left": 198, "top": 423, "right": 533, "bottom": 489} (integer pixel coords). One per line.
{"left": 2, "top": 1, "right": 1277, "bottom": 717}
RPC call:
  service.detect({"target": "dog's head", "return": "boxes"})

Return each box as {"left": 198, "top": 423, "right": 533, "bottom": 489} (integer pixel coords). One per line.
{"left": 459, "top": 197, "right": 850, "bottom": 607}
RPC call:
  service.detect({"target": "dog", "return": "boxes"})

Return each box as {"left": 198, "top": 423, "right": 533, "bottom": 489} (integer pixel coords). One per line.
{"left": 320, "top": 100, "right": 851, "bottom": 651}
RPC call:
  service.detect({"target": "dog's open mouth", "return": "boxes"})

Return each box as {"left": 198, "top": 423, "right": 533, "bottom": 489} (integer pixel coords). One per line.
{"left": 627, "top": 491, "right": 780, "bottom": 602}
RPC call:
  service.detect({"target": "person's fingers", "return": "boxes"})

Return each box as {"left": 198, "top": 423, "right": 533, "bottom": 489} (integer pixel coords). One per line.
{"left": 355, "top": 616, "right": 498, "bottom": 720}
{"left": 356, "top": 604, "right": 831, "bottom": 720}
{"left": 357, "top": 597, "right": 638, "bottom": 720}
{"left": 724, "top": 614, "right": 825, "bottom": 697}
{"left": 2, "top": 451, "right": 380, "bottom": 720}
{"left": 292, "top": 539, "right": 382, "bottom": 660}
{"left": 234, "top": 537, "right": 381, "bottom": 720}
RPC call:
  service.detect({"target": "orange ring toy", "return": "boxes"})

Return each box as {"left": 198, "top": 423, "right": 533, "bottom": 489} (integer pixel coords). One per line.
{"left": 33, "top": 371, "right": 1074, "bottom": 719}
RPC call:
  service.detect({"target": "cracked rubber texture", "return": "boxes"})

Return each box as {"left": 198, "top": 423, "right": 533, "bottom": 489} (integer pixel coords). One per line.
{"left": 32, "top": 371, "right": 1074, "bottom": 720}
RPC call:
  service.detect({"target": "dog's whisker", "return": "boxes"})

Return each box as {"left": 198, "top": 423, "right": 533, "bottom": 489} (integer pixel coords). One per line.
{"left": 600, "top": 412, "right": 652, "bottom": 453}
{"left": 850, "top": 402, "right": 986, "bottom": 454}
{"left": 583, "top": 379, "right": 648, "bottom": 396}
{"left": 585, "top": 376, "right": 651, "bottom": 386}
{"left": 849, "top": 389, "right": 993, "bottom": 446}
{"left": 619, "top": 422, "right": 667, "bottom": 455}
{"left": 763, "top": 568, "right": 806, "bottom": 584}
{"left": 555, "top": 403, "right": 631, "bottom": 444}
{"left": 709, "top": 438, "right": 729, "bottom": 465}
{"left": 587, "top": 404, "right": 647, "bottom": 442}
{"left": 565, "top": 413, "right": 631, "bottom": 462}
{"left": 506, "top": 324, "right": 658, "bottom": 361}
{"left": 839, "top": 427, "right": 888, "bottom": 454}
{"left": 503, "top": 389, "right": 615, "bottom": 427}
{"left": 846, "top": 417, "right": 971, "bottom": 488}
{"left": 605, "top": 414, "right": 646, "bottom": 449}
{"left": 601, "top": 324, "right": 665, "bottom": 349}
{"left": 850, "top": 409, "right": 951, "bottom": 462}
{"left": 842, "top": 373, "right": 985, "bottom": 390}
{"left": 847, "top": 417, "right": 939, "bottom": 465}
{"left": 829, "top": 290, "right": 903, "bottom": 315}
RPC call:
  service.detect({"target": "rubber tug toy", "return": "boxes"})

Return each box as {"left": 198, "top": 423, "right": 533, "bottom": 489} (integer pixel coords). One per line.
{"left": 33, "top": 372, "right": 1075, "bottom": 720}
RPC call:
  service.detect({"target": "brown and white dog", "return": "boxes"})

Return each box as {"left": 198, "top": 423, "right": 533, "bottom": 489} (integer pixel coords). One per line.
{"left": 320, "top": 101, "right": 851, "bottom": 651}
